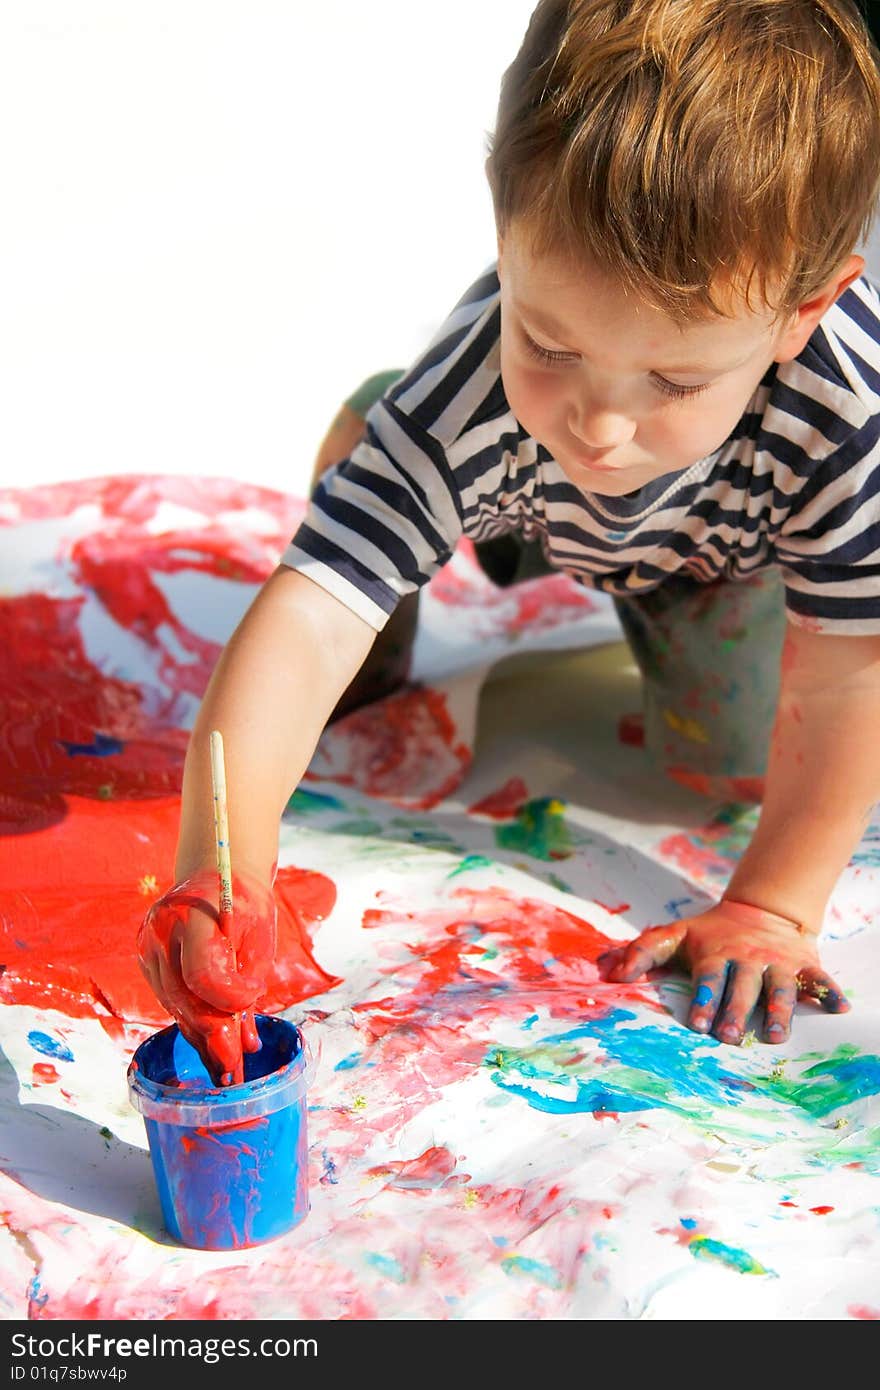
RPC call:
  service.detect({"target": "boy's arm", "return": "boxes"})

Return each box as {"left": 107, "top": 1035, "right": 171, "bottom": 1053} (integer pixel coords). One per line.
{"left": 175, "top": 564, "right": 378, "bottom": 884}
{"left": 603, "top": 621, "right": 880, "bottom": 1042}
{"left": 137, "top": 565, "right": 377, "bottom": 1082}
{"left": 724, "top": 622, "right": 880, "bottom": 931}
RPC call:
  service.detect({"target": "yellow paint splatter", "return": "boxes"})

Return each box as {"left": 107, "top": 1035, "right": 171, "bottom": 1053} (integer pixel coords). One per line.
{"left": 742, "top": 1031, "right": 757, "bottom": 1048}
{"left": 462, "top": 1189, "right": 479, "bottom": 1209}
{"left": 138, "top": 874, "right": 159, "bottom": 896}
{"left": 769, "top": 1061, "right": 787, "bottom": 1082}
{"left": 662, "top": 708, "right": 710, "bottom": 744}
{"left": 351, "top": 1094, "right": 367, "bottom": 1112}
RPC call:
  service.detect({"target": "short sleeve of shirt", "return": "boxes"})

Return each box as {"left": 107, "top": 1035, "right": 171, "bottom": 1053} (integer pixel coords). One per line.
{"left": 280, "top": 267, "right": 506, "bottom": 630}
{"left": 281, "top": 397, "right": 465, "bottom": 630}
{"left": 775, "top": 410, "right": 880, "bottom": 635}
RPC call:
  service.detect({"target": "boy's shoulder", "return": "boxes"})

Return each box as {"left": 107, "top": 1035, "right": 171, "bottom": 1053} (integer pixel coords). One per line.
{"left": 793, "top": 274, "right": 880, "bottom": 424}
{"left": 759, "top": 275, "right": 880, "bottom": 471}
{"left": 383, "top": 263, "right": 505, "bottom": 447}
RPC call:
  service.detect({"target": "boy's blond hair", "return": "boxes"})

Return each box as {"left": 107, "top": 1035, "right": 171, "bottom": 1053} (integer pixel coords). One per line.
{"left": 485, "top": 0, "right": 880, "bottom": 322}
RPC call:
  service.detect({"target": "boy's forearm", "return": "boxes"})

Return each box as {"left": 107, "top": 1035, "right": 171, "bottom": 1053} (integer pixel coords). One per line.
{"left": 725, "top": 626, "right": 880, "bottom": 932}
{"left": 174, "top": 565, "right": 377, "bottom": 886}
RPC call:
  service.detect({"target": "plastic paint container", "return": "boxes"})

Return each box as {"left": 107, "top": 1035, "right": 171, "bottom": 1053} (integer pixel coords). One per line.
{"left": 128, "top": 1014, "right": 314, "bottom": 1250}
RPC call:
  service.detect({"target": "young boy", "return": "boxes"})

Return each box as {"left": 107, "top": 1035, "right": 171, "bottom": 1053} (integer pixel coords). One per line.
{"left": 140, "top": 0, "right": 880, "bottom": 1085}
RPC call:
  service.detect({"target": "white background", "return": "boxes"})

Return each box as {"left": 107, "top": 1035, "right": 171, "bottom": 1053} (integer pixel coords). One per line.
{"left": 3, "top": 1, "right": 879, "bottom": 499}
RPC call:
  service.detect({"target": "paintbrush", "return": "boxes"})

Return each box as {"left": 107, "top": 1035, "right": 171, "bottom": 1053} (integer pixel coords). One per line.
{"left": 209, "top": 729, "right": 244, "bottom": 1085}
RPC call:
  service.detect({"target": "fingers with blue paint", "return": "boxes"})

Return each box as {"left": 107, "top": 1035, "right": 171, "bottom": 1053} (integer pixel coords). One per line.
{"left": 599, "top": 897, "right": 849, "bottom": 1046}
{"left": 686, "top": 962, "right": 729, "bottom": 1034}
{"left": 795, "top": 968, "right": 850, "bottom": 1014}
{"left": 762, "top": 969, "right": 797, "bottom": 1042}
{"left": 713, "top": 962, "right": 765, "bottom": 1045}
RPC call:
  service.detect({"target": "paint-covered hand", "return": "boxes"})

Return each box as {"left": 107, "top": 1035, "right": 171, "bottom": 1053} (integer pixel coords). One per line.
{"left": 137, "top": 869, "right": 276, "bottom": 1085}
{"left": 597, "top": 897, "right": 849, "bottom": 1044}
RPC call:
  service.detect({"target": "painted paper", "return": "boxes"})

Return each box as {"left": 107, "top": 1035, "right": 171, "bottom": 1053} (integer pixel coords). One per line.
{"left": 1, "top": 476, "right": 877, "bottom": 1320}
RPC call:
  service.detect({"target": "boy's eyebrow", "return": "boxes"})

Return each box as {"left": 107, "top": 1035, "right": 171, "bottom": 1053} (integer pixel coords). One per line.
{"left": 515, "top": 301, "right": 752, "bottom": 375}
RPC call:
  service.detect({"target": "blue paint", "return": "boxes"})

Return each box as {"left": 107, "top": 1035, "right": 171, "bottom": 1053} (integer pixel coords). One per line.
{"left": 335, "top": 1051, "right": 362, "bottom": 1071}
{"left": 27, "top": 1030, "right": 74, "bottom": 1063}
{"left": 319, "top": 1149, "right": 339, "bottom": 1186}
{"left": 664, "top": 897, "right": 695, "bottom": 918}
{"left": 493, "top": 1074, "right": 655, "bottom": 1115}
{"left": 522, "top": 1014, "right": 539, "bottom": 1030}
{"left": 365, "top": 1252, "right": 406, "bottom": 1283}
{"left": 489, "top": 1009, "right": 759, "bottom": 1117}
{"left": 58, "top": 732, "right": 123, "bottom": 758}
{"left": 680, "top": 1217, "right": 698, "bottom": 1230}
{"left": 26, "top": 1275, "right": 48, "bottom": 1311}
{"left": 127, "top": 1016, "right": 312, "bottom": 1251}
{"left": 693, "top": 984, "right": 714, "bottom": 1007}
{"left": 551, "top": 1010, "right": 752, "bottom": 1107}
{"left": 501, "top": 1255, "right": 563, "bottom": 1289}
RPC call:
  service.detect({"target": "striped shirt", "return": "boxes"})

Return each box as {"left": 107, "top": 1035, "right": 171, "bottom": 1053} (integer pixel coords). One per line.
{"left": 282, "top": 265, "right": 880, "bottom": 636}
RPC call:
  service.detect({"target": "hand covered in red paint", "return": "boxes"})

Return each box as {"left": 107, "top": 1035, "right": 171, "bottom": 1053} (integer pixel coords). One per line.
{"left": 597, "top": 898, "right": 849, "bottom": 1045}
{"left": 137, "top": 868, "right": 276, "bottom": 1085}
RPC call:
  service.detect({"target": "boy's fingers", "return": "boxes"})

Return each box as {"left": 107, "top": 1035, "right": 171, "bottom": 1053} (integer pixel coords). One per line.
{"left": 241, "top": 1008, "right": 261, "bottom": 1055}
{"left": 795, "top": 968, "right": 850, "bottom": 1014}
{"left": 603, "top": 923, "right": 687, "bottom": 981}
{"left": 762, "top": 969, "right": 796, "bottom": 1043}
{"left": 179, "top": 913, "right": 265, "bottom": 1011}
{"left": 713, "top": 963, "right": 764, "bottom": 1045}
{"left": 686, "top": 960, "right": 730, "bottom": 1034}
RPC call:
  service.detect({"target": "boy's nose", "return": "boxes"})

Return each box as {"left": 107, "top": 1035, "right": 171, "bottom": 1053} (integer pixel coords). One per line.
{"left": 567, "top": 401, "right": 636, "bottom": 451}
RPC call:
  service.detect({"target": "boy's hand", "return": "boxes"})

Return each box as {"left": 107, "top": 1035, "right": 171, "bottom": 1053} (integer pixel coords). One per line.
{"left": 597, "top": 898, "right": 849, "bottom": 1045}
{"left": 137, "top": 868, "right": 276, "bottom": 1085}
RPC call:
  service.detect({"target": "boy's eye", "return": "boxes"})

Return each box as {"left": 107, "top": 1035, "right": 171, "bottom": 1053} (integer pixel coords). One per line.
{"left": 523, "top": 331, "right": 711, "bottom": 402}
{"left": 523, "top": 333, "right": 575, "bottom": 366}
{"left": 652, "top": 375, "right": 711, "bottom": 401}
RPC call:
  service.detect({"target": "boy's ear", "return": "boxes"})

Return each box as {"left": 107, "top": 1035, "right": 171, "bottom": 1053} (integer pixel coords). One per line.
{"left": 774, "top": 254, "right": 865, "bottom": 362}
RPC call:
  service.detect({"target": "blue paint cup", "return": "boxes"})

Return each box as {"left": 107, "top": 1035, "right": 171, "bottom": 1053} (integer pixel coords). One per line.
{"left": 127, "top": 1014, "right": 315, "bottom": 1250}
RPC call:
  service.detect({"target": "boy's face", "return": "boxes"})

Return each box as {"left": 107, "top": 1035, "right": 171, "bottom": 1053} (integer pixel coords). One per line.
{"left": 496, "top": 221, "right": 838, "bottom": 497}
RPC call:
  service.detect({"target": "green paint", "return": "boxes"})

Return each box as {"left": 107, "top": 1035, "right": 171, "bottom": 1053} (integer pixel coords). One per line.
{"left": 547, "top": 872, "right": 573, "bottom": 893}
{"left": 285, "top": 788, "right": 346, "bottom": 814}
{"left": 689, "top": 1235, "right": 774, "bottom": 1276}
{"left": 448, "top": 854, "right": 493, "bottom": 878}
{"left": 333, "top": 818, "right": 384, "bottom": 836}
{"left": 501, "top": 1255, "right": 563, "bottom": 1289}
{"left": 495, "top": 797, "right": 577, "bottom": 862}
{"left": 761, "top": 1044, "right": 880, "bottom": 1118}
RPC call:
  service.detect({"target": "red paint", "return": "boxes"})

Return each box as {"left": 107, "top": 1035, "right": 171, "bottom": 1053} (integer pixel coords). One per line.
{"left": 307, "top": 684, "right": 472, "bottom": 811}
{"left": 809, "top": 1205, "right": 834, "bottom": 1215}
{"left": 428, "top": 538, "right": 597, "bottom": 636}
{"left": 367, "top": 1145, "right": 467, "bottom": 1190}
{"left": 31, "top": 1063, "right": 60, "bottom": 1085}
{"left": 592, "top": 1110, "right": 619, "bottom": 1122}
{"left": 0, "top": 792, "right": 338, "bottom": 1026}
{"left": 595, "top": 901, "right": 631, "bottom": 916}
{"left": 468, "top": 777, "right": 528, "bottom": 820}
{"left": 849, "top": 1305, "right": 880, "bottom": 1319}
{"left": 0, "top": 477, "right": 340, "bottom": 1033}
{"left": 617, "top": 713, "right": 645, "bottom": 748}
{"left": 666, "top": 767, "right": 765, "bottom": 803}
